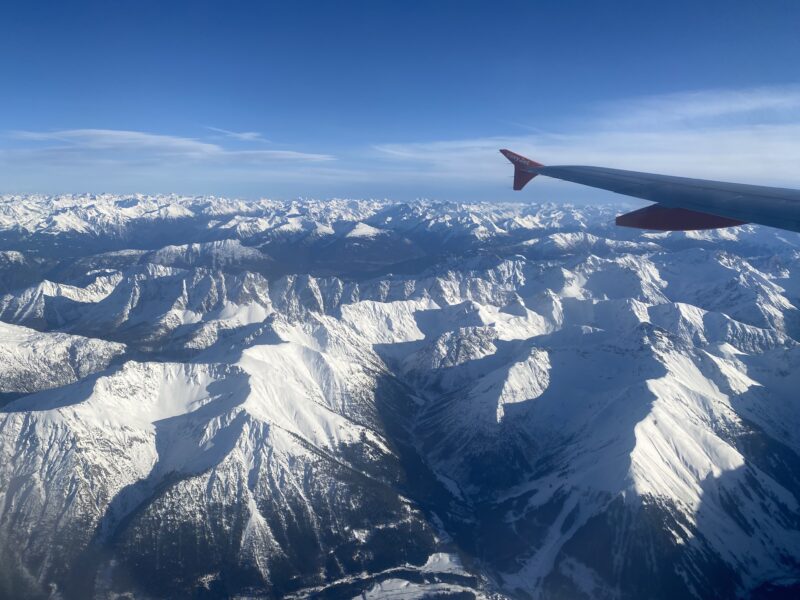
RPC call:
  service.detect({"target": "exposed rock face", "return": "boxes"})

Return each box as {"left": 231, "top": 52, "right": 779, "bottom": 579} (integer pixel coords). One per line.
{"left": 1, "top": 195, "right": 799, "bottom": 599}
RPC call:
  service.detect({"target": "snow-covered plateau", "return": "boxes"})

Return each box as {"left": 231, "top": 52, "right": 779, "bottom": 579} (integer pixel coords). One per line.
{"left": 0, "top": 194, "right": 799, "bottom": 599}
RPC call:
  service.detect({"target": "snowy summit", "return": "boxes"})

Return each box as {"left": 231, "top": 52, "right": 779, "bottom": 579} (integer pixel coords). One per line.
{"left": 0, "top": 195, "right": 799, "bottom": 599}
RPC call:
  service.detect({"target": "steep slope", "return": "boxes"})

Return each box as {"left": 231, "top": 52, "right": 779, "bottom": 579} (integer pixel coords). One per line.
{"left": 0, "top": 196, "right": 799, "bottom": 599}
{"left": 0, "top": 321, "right": 125, "bottom": 400}
{"left": 0, "top": 339, "right": 443, "bottom": 598}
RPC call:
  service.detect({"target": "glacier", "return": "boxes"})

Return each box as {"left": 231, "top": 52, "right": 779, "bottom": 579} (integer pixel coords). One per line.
{"left": 0, "top": 194, "right": 799, "bottom": 598}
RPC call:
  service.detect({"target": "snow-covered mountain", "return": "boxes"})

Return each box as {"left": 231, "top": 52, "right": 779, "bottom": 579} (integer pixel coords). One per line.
{"left": 1, "top": 194, "right": 800, "bottom": 599}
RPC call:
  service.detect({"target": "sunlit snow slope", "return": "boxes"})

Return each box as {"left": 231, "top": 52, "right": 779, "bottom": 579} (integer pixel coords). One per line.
{"left": 0, "top": 194, "right": 799, "bottom": 599}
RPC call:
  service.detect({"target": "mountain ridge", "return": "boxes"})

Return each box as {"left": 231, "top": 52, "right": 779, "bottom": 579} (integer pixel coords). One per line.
{"left": 0, "top": 195, "right": 799, "bottom": 599}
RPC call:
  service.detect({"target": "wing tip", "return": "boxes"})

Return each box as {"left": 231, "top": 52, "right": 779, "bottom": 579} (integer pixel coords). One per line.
{"left": 499, "top": 149, "right": 544, "bottom": 168}
{"left": 500, "top": 149, "right": 543, "bottom": 190}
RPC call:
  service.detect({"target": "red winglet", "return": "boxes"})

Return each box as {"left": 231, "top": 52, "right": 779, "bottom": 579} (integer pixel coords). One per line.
{"left": 500, "top": 149, "right": 544, "bottom": 190}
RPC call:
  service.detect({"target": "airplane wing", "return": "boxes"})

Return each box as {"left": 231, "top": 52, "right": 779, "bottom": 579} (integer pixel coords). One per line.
{"left": 500, "top": 149, "right": 800, "bottom": 233}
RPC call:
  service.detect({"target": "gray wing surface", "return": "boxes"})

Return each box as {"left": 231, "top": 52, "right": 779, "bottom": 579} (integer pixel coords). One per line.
{"left": 500, "top": 149, "right": 800, "bottom": 233}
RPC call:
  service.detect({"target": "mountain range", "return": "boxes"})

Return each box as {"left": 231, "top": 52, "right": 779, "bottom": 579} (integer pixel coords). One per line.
{"left": 0, "top": 194, "right": 799, "bottom": 599}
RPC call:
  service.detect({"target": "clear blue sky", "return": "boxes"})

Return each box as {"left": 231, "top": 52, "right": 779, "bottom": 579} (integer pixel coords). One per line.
{"left": 2, "top": 0, "right": 800, "bottom": 200}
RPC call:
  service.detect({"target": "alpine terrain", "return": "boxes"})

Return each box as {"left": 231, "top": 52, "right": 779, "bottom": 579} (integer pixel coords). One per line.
{"left": 0, "top": 194, "right": 799, "bottom": 599}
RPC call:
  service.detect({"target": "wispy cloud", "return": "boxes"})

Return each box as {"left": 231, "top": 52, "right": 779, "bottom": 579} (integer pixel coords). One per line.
{"left": 7, "top": 128, "right": 333, "bottom": 164}
{"left": 0, "top": 128, "right": 339, "bottom": 196}
{"left": 595, "top": 85, "right": 800, "bottom": 128}
{"left": 3, "top": 86, "right": 800, "bottom": 199}
{"left": 204, "top": 126, "right": 267, "bottom": 142}
{"left": 373, "top": 86, "right": 800, "bottom": 189}
{"left": 13, "top": 129, "right": 219, "bottom": 157}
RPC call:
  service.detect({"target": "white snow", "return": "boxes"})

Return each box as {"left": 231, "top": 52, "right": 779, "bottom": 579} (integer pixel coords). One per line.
{"left": 1, "top": 196, "right": 799, "bottom": 598}
{"left": 346, "top": 222, "right": 386, "bottom": 238}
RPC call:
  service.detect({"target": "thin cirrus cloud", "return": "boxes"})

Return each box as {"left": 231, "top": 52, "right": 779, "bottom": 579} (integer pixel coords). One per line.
{"left": 7, "top": 128, "right": 333, "bottom": 165}
{"left": 373, "top": 86, "right": 800, "bottom": 190}
{"left": 204, "top": 126, "right": 267, "bottom": 142}
{"left": 594, "top": 85, "right": 800, "bottom": 127}
{"left": 3, "top": 86, "right": 800, "bottom": 198}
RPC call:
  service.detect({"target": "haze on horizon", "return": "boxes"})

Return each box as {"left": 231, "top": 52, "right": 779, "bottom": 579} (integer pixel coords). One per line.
{"left": 1, "top": 0, "right": 800, "bottom": 201}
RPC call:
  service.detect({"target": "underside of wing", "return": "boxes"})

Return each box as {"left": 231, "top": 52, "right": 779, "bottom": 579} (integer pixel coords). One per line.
{"left": 616, "top": 204, "right": 748, "bottom": 231}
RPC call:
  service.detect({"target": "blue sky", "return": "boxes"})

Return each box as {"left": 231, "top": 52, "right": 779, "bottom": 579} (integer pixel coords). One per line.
{"left": 2, "top": 0, "right": 800, "bottom": 201}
